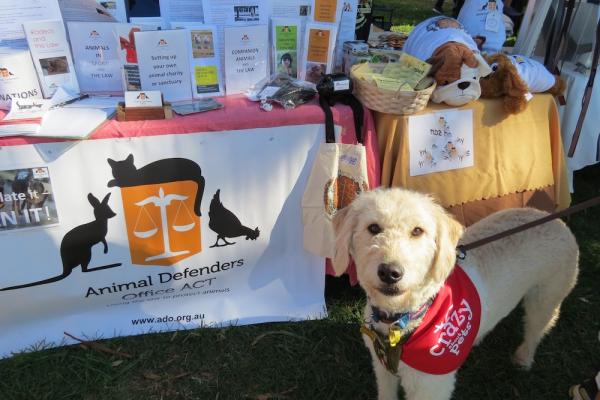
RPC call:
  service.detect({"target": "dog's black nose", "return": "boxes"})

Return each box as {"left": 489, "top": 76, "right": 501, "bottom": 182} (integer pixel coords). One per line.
{"left": 457, "top": 81, "right": 471, "bottom": 90}
{"left": 377, "top": 263, "right": 403, "bottom": 284}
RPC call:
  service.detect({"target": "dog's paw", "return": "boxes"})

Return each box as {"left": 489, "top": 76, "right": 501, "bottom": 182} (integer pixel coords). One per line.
{"left": 512, "top": 345, "right": 534, "bottom": 370}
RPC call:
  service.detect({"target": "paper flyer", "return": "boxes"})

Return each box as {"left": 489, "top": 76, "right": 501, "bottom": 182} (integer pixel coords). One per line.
{"left": 300, "top": 22, "right": 337, "bottom": 83}
{"left": 59, "top": 0, "right": 117, "bottom": 23}
{"left": 0, "top": 49, "right": 43, "bottom": 110}
{"left": 128, "top": 17, "right": 168, "bottom": 30}
{"left": 95, "top": 0, "right": 127, "bottom": 22}
{"left": 114, "top": 23, "right": 144, "bottom": 91}
{"left": 408, "top": 109, "right": 474, "bottom": 177}
{"left": 0, "top": 0, "right": 62, "bottom": 44}
{"left": 0, "top": 167, "right": 59, "bottom": 232}
{"left": 272, "top": 18, "right": 301, "bottom": 79}
{"left": 23, "top": 20, "right": 80, "bottom": 98}
{"left": 312, "top": 0, "right": 342, "bottom": 23}
{"left": 223, "top": 24, "right": 269, "bottom": 95}
{"left": 135, "top": 29, "right": 193, "bottom": 102}
{"left": 67, "top": 22, "right": 123, "bottom": 94}
{"left": 171, "top": 23, "right": 224, "bottom": 98}
{"left": 334, "top": 0, "right": 358, "bottom": 71}
{"left": 160, "top": 0, "right": 204, "bottom": 25}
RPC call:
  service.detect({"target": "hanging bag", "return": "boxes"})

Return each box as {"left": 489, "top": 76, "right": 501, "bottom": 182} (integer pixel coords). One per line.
{"left": 301, "top": 74, "right": 369, "bottom": 258}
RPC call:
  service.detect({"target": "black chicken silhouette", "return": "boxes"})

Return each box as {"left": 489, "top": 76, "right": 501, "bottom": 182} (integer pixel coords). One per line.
{"left": 1, "top": 193, "right": 122, "bottom": 291}
{"left": 208, "top": 189, "right": 259, "bottom": 247}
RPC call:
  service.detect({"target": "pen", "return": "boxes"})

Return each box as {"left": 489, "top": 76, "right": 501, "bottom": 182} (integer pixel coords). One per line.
{"left": 50, "top": 94, "right": 90, "bottom": 109}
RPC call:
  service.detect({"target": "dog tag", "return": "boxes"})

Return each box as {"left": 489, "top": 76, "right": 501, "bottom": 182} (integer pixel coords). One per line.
{"left": 485, "top": 11, "right": 500, "bottom": 33}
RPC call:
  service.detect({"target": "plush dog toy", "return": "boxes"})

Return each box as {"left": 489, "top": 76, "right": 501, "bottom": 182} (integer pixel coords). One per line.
{"left": 480, "top": 53, "right": 566, "bottom": 114}
{"left": 403, "top": 16, "right": 492, "bottom": 106}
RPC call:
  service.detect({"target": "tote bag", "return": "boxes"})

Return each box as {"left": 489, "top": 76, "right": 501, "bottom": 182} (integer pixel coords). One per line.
{"left": 301, "top": 96, "right": 369, "bottom": 258}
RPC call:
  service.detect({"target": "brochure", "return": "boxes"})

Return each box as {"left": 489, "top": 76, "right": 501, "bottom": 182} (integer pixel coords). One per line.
{"left": 135, "top": 29, "right": 193, "bottom": 102}
{"left": 223, "top": 24, "right": 269, "bottom": 95}
{"left": 312, "top": 0, "right": 342, "bottom": 24}
{"left": 114, "top": 23, "right": 144, "bottom": 91}
{"left": 334, "top": 0, "right": 358, "bottom": 71}
{"left": 271, "top": 18, "right": 301, "bottom": 79}
{"left": 171, "top": 23, "right": 224, "bottom": 98}
{"left": 0, "top": 0, "right": 62, "bottom": 44}
{"left": 67, "top": 22, "right": 123, "bottom": 94}
{"left": 0, "top": 49, "right": 43, "bottom": 110}
{"left": 23, "top": 20, "right": 80, "bottom": 98}
{"left": 300, "top": 22, "right": 338, "bottom": 83}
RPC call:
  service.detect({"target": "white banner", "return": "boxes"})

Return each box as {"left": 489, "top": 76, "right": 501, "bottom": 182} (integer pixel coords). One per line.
{"left": 0, "top": 124, "right": 326, "bottom": 358}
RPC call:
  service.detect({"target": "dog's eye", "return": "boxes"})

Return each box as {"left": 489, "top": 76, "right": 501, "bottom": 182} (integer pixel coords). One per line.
{"left": 441, "top": 80, "right": 449, "bottom": 86}
{"left": 491, "top": 62, "right": 498, "bottom": 72}
{"left": 368, "top": 224, "right": 382, "bottom": 235}
{"left": 411, "top": 227, "right": 424, "bottom": 237}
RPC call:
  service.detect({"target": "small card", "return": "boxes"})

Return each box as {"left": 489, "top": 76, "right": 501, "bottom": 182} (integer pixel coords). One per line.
{"left": 485, "top": 11, "right": 501, "bottom": 33}
{"left": 125, "top": 90, "right": 163, "bottom": 108}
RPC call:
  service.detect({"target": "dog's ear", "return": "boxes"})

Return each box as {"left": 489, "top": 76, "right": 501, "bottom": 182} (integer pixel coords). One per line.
{"left": 430, "top": 204, "right": 464, "bottom": 284}
{"left": 502, "top": 63, "right": 529, "bottom": 114}
{"left": 331, "top": 206, "right": 354, "bottom": 276}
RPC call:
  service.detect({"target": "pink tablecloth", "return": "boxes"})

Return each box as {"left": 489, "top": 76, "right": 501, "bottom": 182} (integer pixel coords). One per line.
{"left": 0, "top": 95, "right": 380, "bottom": 283}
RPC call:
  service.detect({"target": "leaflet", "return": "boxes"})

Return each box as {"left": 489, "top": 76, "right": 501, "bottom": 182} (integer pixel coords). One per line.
{"left": 271, "top": 18, "right": 301, "bottom": 79}
{"left": 311, "top": 0, "right": 341, "bottom": 23}
{"left": 68, "top": 22, "right": 123, "bottom": 95}
{"left": 224, "top": 24, "right": 269, "bottom": 95}
{"left": 23, "top": 20, "right": 80, "bottom": 98}
{"left": 333, "top": 0, "right": 358, "bottom": 71}
{"left": 0, "top": 48, "right": 43, "bottom": 110}
{"left": 135, "top": 29, "right": 193, "bottom": 102}
{"left": 300, "top": 22, "right": 337, "bottom": 83}
{"left": 171, "top": 23, "right": 224, "bottom": 98}
{"left": 0, "top": 0, "right": 62, "bottom": 44}
{"left": 114, "top": 23, "right": 144, "bottom": 91}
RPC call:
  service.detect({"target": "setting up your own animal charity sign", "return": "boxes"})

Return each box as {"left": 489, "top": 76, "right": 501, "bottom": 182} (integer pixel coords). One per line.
{"left": 0, "top": 125, "right": 326, "bottom": 358}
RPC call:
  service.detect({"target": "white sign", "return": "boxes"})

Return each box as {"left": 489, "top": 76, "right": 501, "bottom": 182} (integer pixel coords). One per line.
{"left": 408, "top": 109, "right": 474, "bottom": 176}
{"left": 23, "top": 20, "right": 80, "bottom": 98}
{"left": 160, "top": 0, "right": 204, "bottom": 25}
{"left": 224, "top": 24, "right": 269, "bottom": 95}
{"left": 68, "top": 22, "right": 123, "bottom": 94}
{"left": 125, "top": 90, "right": 163, "bottom": 108}
{"left": 0, "top": 124, "right": 326, "bottom": 358}
{"left": 135, "top": 29, "right": 193, "bottom": 102}
{"left": 0, "top": 49, "right": 43, "bottom": 110}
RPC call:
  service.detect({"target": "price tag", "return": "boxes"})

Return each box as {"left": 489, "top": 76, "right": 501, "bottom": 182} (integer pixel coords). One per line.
{"left": 485, "top": 11, "right": 501, "bottom": 33}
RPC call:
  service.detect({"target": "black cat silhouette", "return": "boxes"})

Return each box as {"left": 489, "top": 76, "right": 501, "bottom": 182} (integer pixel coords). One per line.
{"left": 208, "top": 189, "right": 260, "bottom": 247}
{"left": 1, "top": 193, "right": 122, "bottom": 291}
{"left": 107, "top": 154, "right": 205, "bottom": 216}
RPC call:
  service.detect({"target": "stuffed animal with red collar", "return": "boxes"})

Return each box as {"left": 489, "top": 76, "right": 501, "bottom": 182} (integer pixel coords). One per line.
{"left": 480, "top": 53, "right": 566, "bottom": 114}
{"left": 403, "top": 16, "right": 492, "bottom": 106}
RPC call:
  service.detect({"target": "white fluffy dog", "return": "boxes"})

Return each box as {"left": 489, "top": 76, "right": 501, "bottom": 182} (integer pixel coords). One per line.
{"left": 332, "top": 188, "right": 579, "bottom": 400}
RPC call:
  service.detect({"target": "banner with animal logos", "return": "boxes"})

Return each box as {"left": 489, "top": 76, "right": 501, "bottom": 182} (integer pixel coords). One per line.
{"left": 408, "top": 108, "right": 474, "bottom": 176}
{"left": 0, "top": 125, "right": 326, "bottom": 358}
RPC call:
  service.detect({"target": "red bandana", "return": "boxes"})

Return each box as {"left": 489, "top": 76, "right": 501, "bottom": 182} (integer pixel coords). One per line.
{"left": 400, "top": 265, "right": 481, "bottom": 375}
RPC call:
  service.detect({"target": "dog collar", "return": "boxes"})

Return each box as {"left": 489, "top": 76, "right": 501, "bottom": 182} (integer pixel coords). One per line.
{"left": 361, "top": 299, "right": 434, "bottom": 375}
{"left": 369, "top": 299, "right": 432, "bottom": 327}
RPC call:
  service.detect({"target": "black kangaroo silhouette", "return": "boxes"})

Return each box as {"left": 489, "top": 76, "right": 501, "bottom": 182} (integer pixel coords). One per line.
{"left": 1, "top": 193, "right": 122, "bottom": 291}
{"left": 208, "top": 189, "right": 260, "bottom": 247}
{"left": 107, "top": 154, "right": 205, "bottom": 216}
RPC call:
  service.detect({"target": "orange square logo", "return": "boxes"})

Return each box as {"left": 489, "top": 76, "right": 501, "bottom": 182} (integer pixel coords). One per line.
{"left": 121, "top": 181, "right": 202, "bottom": 266}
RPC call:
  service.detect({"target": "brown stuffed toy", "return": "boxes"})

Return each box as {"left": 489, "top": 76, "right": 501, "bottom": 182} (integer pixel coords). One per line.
{"left": 480, "top": 53, "right": 566, "bottom": 114}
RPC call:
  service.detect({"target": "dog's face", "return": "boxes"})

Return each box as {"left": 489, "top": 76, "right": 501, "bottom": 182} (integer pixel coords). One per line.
{"left": 332, "top": 188, "right": 464, "bottom": 310}
{"left": 427, "top": 43, "right": 492, "bottom": 106}
{"left": 480, "top": 53, "right": 529, "bottom": 114}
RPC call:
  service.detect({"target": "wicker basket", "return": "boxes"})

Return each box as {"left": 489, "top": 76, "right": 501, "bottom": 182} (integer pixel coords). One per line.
{"left": 350, "top": 65, "right": 436, "bottom": 115}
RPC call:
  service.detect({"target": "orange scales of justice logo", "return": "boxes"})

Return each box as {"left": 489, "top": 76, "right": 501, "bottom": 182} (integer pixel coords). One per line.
{"left": 121, "top": 181, "right": 201, "bottom": 266}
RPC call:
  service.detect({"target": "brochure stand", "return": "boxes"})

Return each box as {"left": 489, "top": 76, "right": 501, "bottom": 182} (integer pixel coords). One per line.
{"left": 116, "top": 101, "right": 172, "bottom": 121}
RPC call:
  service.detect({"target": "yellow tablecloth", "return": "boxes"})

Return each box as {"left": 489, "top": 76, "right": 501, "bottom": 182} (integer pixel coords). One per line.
{"left": 376, "top": 94, "right": 570, "bottom": 214}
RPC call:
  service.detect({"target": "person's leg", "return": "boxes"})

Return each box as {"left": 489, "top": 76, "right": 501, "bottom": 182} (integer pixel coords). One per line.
{"left": 452, "top": 0, "right": 465, "bottom": 18}
{"left": 433, "top": 0, "right": 444, "bottom": 13}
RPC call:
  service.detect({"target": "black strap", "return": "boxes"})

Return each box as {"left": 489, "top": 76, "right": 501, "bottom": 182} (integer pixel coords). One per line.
{"left": 567, "top": 17, "right": 600, "bottom": 157}
{"left": 318, "top": 94, "right": 364, "bottom": 145}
